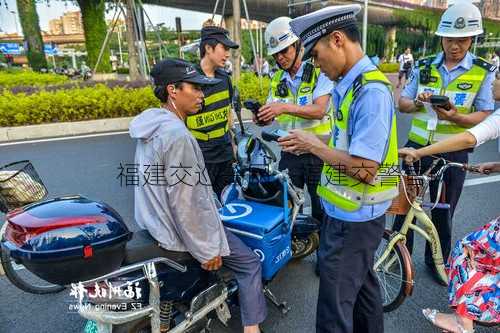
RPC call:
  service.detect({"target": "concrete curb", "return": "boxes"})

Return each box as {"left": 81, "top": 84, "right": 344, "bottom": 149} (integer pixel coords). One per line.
{"left": 0, "top": 117, "right": 135, "bottom": 143}
{"left": 0, "top": 109, "right": 254, "bottom": 143}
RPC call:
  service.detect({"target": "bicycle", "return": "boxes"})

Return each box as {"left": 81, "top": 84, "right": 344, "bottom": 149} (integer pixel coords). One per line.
{"left": 373, "top": 158, "right": 481, "bottom": 312}
{"left": 0, "top": 160, "right": 65, "bottom": 294}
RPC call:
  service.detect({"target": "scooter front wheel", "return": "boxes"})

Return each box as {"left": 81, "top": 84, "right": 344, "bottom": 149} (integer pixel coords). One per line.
{"left": 291, "top": 232, "right": 319, "bottom": 260}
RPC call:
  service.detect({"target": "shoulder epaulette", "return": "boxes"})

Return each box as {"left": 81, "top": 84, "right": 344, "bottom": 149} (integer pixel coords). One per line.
{"left": 352, "top": 74, "right": 364, "bottom": 98}
{"left": 473, "top": 57, "right": 497, "bottom": 72}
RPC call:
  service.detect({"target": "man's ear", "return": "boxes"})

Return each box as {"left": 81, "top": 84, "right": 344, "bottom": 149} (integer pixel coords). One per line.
{"left": 205, "top": 43, "right": 214, "bottom": 55}
{"left": 331, "top": 31, "right": 344, "bottom": 47}
{"left": 166, "top": 84, "right": 176, "bottom": 98}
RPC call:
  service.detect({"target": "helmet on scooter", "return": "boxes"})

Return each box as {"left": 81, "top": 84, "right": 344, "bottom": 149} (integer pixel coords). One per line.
{"left": 265, "top": 17, "right": 300, "bottom": 56}
{"left": 234, "top": 134, "right": 284, "bottom": 205}
{"left": 235, "top": 134, "right": 276, "bottom": 173}
{"left": 436, "top": 1, "right": 483, "bottom": 38}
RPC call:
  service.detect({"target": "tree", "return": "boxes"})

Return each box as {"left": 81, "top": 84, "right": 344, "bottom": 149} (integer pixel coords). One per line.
{"left": 76, "top": 0, "right": 111, "bottom": 73}
{"left": 16, "top": 0, "right": 47, "bottom": 71}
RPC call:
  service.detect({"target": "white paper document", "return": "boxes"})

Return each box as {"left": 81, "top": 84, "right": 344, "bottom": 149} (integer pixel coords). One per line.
{"left": 422, "top": 101, "right": 438, "bottom": 131}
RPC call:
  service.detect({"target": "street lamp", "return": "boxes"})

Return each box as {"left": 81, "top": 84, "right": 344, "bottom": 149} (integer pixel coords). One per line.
{"left": 362, "top": 0, "right": 368, "bottom": 52}
{"left": 10, "top": 10, "right": 19, "bottom": 35}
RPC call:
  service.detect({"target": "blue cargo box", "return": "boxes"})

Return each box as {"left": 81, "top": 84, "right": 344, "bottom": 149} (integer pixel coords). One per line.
{"left": 220, "top": 199, "right": 292, "bottom": 280}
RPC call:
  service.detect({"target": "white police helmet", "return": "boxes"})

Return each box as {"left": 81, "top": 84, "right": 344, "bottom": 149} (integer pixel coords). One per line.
{"left": 265, "top": 17, "right": 299, "bottom": 56}
{"left": 436, "top": 0, "right": 483, "bottom": 38}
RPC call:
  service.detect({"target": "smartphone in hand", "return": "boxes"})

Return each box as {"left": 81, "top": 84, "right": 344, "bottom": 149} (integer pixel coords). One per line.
{"left": 430, "top": 95, "right": 451, "bottom": 110}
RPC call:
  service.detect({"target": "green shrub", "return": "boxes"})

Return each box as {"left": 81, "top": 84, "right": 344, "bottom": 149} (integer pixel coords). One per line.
{"left": 0, "top": 71, "right": 69, "bottom": 88}
{"left": 116, "top": 67, "right": 130, "bottom": 74}
{"left": 0, "top": 84, "right": 158, "bottom": 126}
{"left": 236, "top": 72, "right": 270, "bottom": 105}
{"left": 379, "top": 63, "right": 400, "bottom": 73}
{"left": 0, "top": 72, "right": 271, "bottom": 127}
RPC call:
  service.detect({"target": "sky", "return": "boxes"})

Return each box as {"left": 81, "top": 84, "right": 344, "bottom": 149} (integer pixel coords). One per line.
{"left": 0, "top": 0, "right": 219, "bottom": 34}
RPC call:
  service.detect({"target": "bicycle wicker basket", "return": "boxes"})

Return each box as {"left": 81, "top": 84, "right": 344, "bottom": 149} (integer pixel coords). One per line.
{"left": 387, "top": 175, "right": 422, "bottom": 216}
{"left": 0, "top": 160, "right": 48, "bottom": 213}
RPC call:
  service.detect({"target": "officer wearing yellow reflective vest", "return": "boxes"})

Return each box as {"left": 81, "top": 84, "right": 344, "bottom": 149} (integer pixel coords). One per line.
{"left": 255, "top": 17, "right": 334, "bottom": 240}
{"left": 186, "top": 25, "right": 239, "bottom": 199}
{"left": 280, "top": 6, "right": 398, "bottom": 333}
{"left": 395, "top": 0, "right": 496, "bottom": 283}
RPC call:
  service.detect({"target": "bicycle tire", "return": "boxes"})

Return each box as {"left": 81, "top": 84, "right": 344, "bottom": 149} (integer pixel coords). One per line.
{"left": 374, "top": 230, "right": 414, "bottom": 312}
{"left": 1, "top": 223, "right": 65, "bottom": 294}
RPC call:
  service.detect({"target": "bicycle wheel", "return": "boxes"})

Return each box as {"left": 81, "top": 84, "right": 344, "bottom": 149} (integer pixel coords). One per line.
{"left": 374, "top": 230, "right": 414, "bottom": 312}
{"left": 1, "top": 223, "right": 65, "bottom": 294}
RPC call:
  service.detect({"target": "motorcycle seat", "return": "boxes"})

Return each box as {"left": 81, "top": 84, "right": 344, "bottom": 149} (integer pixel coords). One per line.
{"left": 123, "top": 229, "right": 195, "bottom": 266}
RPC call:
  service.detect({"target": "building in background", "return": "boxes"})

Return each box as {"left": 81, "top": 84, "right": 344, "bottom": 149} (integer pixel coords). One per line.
{"left": 61, "top": 11, "right": 83, "bottom": 34}
{"left": 48, "top": 18, "right": 63, "bottom": 35}
{"left": 481, "top": 0, "right": 500, "bottom": 19}
{"left": 49, "top": 11, "right": 83, "bottom": 35}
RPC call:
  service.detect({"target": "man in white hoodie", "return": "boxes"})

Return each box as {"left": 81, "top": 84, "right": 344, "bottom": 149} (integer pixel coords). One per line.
{"left": 129, "top": 58, "right": 266, "bottom": 333}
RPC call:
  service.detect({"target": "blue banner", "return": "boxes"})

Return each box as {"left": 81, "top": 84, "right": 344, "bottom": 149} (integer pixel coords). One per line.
{"left": 44, "top": 44, "right": 59, "bottom": 56}
{"left": 0, "top": 43, "right": 21, "bottom": 55}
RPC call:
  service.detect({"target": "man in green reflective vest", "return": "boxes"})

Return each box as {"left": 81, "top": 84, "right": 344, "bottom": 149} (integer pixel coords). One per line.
{"left": 395, "top": 1, "right": 496, "bottom": 283}
{"left": 280, "top": 5, "right": 399, "bottom": 333}
{"left": 255, "top": 17, "right": 334, "bottom": 263}
{"left": 186, "top": 25, "right": 239, "bottom": 199}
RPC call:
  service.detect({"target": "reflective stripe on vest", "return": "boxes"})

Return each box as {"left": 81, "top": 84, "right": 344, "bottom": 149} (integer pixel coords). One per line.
{"left": 186, "top": 105, "right": 230, "bottom": 130}
{"left": 186, "top": 85, "right": 231, "bottom": 141}
{"left": 408, "top": 63, "right": 487, "bottom": 145}
{"left": 270, "top": 68, "right": 333, "bottom": 137}
{"left": 190, "top": 123, "right": 229, "bottom": 141}
{"left": 317, "top": 70, "right": 399, "bottom": 212}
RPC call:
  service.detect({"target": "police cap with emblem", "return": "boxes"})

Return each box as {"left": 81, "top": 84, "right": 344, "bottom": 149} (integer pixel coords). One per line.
{"left": 289, "top": 5, "right": 361, "bottom": 60}
{"left": 201, "top": 26, "right": 239, "bottom": 49}
{"left": 150, "top": 58, "right": 221, "bottom": 86}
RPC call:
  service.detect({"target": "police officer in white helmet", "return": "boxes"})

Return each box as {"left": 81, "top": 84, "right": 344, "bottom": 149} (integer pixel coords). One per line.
{"left": 395, "top": 0, "right": 497, "bottom": 283}
{"left": 255, "top": 18, "right": 334, "bottom": 275}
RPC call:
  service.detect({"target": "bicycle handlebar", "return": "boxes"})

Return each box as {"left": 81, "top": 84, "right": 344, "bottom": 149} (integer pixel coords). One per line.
{"left": 401, "top": 158, "right": 482, "bottom": 211}
{"left": 405, "top": 159, "right": 483, "bottom": 180}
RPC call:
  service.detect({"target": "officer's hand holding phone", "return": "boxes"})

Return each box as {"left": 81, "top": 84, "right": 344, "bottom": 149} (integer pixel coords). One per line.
{"left": 416, "top": 91, "right": 433, "bottom": 105}
{"left": 430, "top": 95, "right": 458, "bottom": 121}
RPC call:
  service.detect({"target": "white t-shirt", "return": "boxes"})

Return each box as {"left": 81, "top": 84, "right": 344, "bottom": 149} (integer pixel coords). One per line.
{"left": 398, "top": 53, "right": 414, "bottom": 71}
{"left": 467, "top": 109, "right": 500, "bottom": 146}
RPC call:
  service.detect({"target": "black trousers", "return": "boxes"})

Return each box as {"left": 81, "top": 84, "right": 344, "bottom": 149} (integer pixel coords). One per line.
{"left": 392, "top": 141, "right": 468, "bottom": 265}
{"left": 279, "top": 151, "right": 324, "bottom": 223}
{"left": 316, "top": 215, "right": 385, "bottom": 333}
{"left": 206, "top": 160, "right": 234, "bottom": 200}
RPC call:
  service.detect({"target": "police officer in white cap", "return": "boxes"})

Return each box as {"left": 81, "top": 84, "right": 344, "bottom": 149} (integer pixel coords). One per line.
{"left": 255, "top": 18, "right": 334, "bottom": 262}
{"left": 395, "top": 0, "right": 496, "bottom": 283}
{"left": 280, "top": 5, "right": 399, "bottom": 333}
